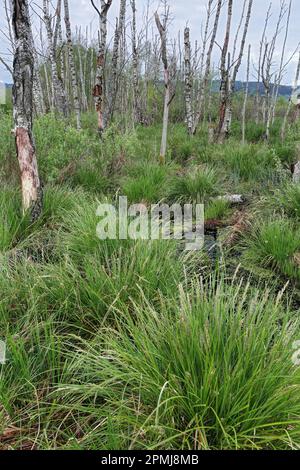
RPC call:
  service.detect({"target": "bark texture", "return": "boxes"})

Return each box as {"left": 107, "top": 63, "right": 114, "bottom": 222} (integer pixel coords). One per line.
{"left": 184, "top": 27, "right": 193, "bottom": 135}
{"left": 64, "top": 0, "right": 81, "bottom": 129}
{"left": 155, "top": 9, "right": 172, "bottom": 165}
{"left": 43, "top": 0, "right": 67, "bottom": 115}
{"left": 12, "top": 0, "right": 42, "bottom": 221}
{"left": 91, "top": 0, "right": 113, "bottom": 136}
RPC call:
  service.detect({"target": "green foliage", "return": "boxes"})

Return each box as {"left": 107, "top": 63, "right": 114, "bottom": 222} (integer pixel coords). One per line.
{"left": 169, "top": 166, "right": 220, "bottom": 203}
{"left": 205, "top": 199, "right": 230, "bottom": 221}
{"left": 0, "top": 186, "right": 23, "bottom": 252}
{"left": 2, "top": 108, "right": 300, "bottom": 450}
{"left": 243, "top": 218, "right": 300, "bottom": 281}
{"left": 57, "top": 277, "right": 300, "bottom": 450}
{"left": 265, "top": 183, "right": 300, "bottom": 220}
{"left": 122, "top": 163, "right": 173, "bottom": 203}
{"left": 222, "top": 143, "right": 276, "bottom": 182}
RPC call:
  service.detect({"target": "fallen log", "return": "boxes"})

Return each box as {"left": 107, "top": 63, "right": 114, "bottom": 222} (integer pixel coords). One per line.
{"left": 216, "top": 194, "right": 246, "bottom": 205}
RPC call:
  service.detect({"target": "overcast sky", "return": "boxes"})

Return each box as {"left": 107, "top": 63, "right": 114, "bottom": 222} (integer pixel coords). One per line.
{"left": 0, "top": 0, "right": 299, "bottom": 84}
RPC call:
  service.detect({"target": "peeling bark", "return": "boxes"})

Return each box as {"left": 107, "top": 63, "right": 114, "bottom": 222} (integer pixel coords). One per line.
{"left": 91, "top": 0, "right": 113, "bottom": 136}
{"left": 12, "top": 0, "right": 42, "bottom": 221}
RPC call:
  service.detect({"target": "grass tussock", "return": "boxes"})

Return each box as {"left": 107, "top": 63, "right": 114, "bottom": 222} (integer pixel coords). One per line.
{"left": 1, "top": 109, "right": 300, "bottom": 450}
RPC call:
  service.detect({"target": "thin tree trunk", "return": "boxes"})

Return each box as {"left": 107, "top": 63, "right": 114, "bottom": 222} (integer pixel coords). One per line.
{"left": 155, "top": 8, "right": 172, "bottom": 165}
{"left": 281, "top": 51, "right": 300, "bottom": 142}
{"left": 256, "top": 3, "right": 271, "bottom": 124}
{"left": 193, "top": 0, "right": 222, "bottom": 135}
{"left": 184, "top": 27, "right": 193, "bottom": 135}
{"left": 64, "top": 0, "right": 81, "bottom": 129}
{"left": 242, "top": 44, "right": 251, "bottom": 144}
{"left": 216, "top": 0, "right": 233, "bottom": 142}
{"left": 226, "top": 0, "right": 253, "bottom": 137}
{"left": 271, "top": 0, "right": 292, "bottom": 125}
{"left": 12, "top": 0, "right": 42, "bottom": 221}
{"left": 43, "top": 0, "right": 67, "bottom": 115}
{"left": 108, "top": 0, "right": 126, "bottom": 123}
{"left": 91, "top": 0, "right": 113, "bottom": 136}
{"left": 130, "top": 0, "right": 141, "bottom": 124}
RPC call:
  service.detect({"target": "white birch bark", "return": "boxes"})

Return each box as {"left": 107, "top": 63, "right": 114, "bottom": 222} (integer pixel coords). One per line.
{"left": 43, "top": 0, "right": 67, "bottom": 115}
{"left": 63, "top": 0, "right": 81, "bottom": 129}
{"left": 91, "top": 0, "right": 113, "bottom": 136}
{"left": 12, "top": 0, "right": 42, "bottom": 221}
{"left": 184, "top": 26, "right": 193, "bottom": 135}
{"left": 242, "top": 44, "right": 251, "bottom": 144}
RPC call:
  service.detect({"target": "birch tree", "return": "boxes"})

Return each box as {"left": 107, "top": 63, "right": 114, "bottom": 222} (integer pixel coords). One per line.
{"left": 216, "top": 0, "right": 233, "bottom": 142}
{"left": 91, "top": 0, "right": 113, "bottom": 136}
{"left": 184, "top": 26, "right": 193, "bottom": 135}
{"left": 12, "top": 0, "right": 42, "bottom": 220}
{"left": 43, "top": 0, "right": 67, "bottom": 115}
{"left": 155, "top": 5, "right": 174, "bottom": 165}
{"left": 193, "top": 0, "right": 222, "bottom": 135}
{"left": 64, "top": 0, "right": 81, "bottom": 129}
{"left": 226, "top": 0, "right": 253, "bottom": 137}
{"left": 130, "top": 0, "right": 141, "bottom": 124}
{"left": 242, "top": 44, "right": 251, "bottom": 144}
{"left": 108, "top": 0, "right": 126, "bottom": 124}
{"left": 281, "top": 51, "right": 300, "bottom": 142}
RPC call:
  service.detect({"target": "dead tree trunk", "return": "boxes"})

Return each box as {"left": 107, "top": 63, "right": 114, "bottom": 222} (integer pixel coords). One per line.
{"left": 155, "top": 8, "right": 173, "bottom": 165}
{"left": 271, "top": 0, "right": 292, "bottom": 125}
{"left": 226, "top": 0, "right": 253, "bottom": 137}
{"left": 281, "top": 51, "right": 300, "bottom": 142}
{"left": 130, "top": 0, "right": 141, "bottom": 124}
{"left": 193, "top": 0, "right": 222, "bottom": 135}
{"left": 184, "top": 26, "right": 193, "bottom": 135}
{"left": 255, "top": 3, "right": 272, "bottom": 124}
{"left": 242, "top": 44, "right": 251, "bottom": 144}
{"left": 216, "top": 0, "right": 233, "bottom": 142}
{"left": 43, "top": 0, "right": 67, "bottom": 116}
{"left": 64, "top": 0, "right": 81, "bottom": 129}
{"left": 262, "top": 2, "right": 286, "bottom": 140}
{"left": 108, "top": 0, "right": 127, "bottom": 124}
{"left": 12, "top": 0, "right": 42, "bottom": 221}
{"left": 91, "top": 0, "right": 113, "bottom": 136}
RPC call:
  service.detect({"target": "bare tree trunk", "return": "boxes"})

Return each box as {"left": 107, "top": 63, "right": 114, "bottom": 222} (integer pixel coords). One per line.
{"left": 242, "top": 44, "right": 251, "bottom": 144}
{"left": 108, "top": 0, "right": 127, "bottom": 123}
{"left": 130, "top": 0, "right": 141, "bottom": 124}
{"left": 271, "top": 0, "right": 292, "bottom": 125}
{"left": 281, "top": 51, "right": 300, "bottom": 142}
{"left": 91, "top": 0, "right": 113, "bottom": 136}
{"left": 155, "top": 8, "right": 173, "bottom": 165}
{"left": 43, "top": 0, "right": 67, "bottom": 116}
{"left": 184, "top": 26, "right": 193, "bottom": 135}
{"left": 256, "top": 3, "right": 271, "bottom": 124}
{"left": 64, "top": 0, "right": 81, "bottom": 129}
{"left": 193, "top": 0, "right": 222, "bottom": 135}
{"left": 216, "top": 0, "right": 233, "bottom": 142}
{"left": 12, "top": 0, "right": 42, "bottom": 221}
{"left": 226, "top": 0, "right": 253, "bottom": 136}
{"left": 262, "top": 2, "right": 286, "bottom": 140}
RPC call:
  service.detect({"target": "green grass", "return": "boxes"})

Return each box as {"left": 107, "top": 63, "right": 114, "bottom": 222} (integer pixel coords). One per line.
{"left": 1, "top": 108, "right": 300, "bottom": 450}
{"left": 53, "top": 277, "right": 300, "bottom": 450}
{"left": 243, "top": 217, "right": 300, "bottom": 281}
{"left": 168, "top": 166, "right": 220, "bottom": 203}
